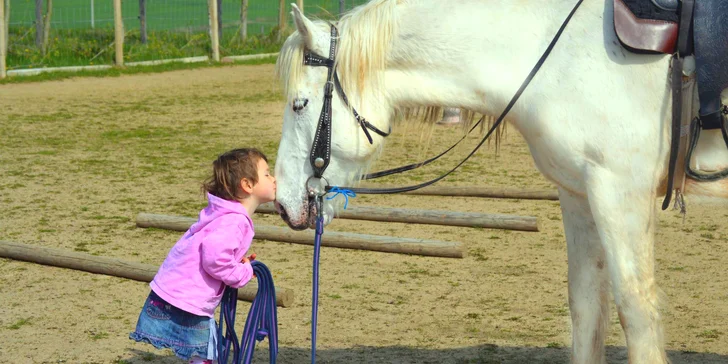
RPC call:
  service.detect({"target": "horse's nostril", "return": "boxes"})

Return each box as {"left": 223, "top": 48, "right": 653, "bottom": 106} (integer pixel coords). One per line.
{"left": 292, "top": 98, "right": 309, "bottom": 112}
{"left": 275, "top": 201, "right": 289, "bottom": 220}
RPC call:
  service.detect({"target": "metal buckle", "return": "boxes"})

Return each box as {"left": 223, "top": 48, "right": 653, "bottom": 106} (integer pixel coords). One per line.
{"left": 306, "top": 176, "right": 329, "bottom": 197}
{"left": 323, "top": 81, "right": 334, "bottom": 96}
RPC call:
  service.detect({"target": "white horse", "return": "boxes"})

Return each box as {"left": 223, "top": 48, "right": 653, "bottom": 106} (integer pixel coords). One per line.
{"left": 273, "top": 0, "right": 728, "bottom": 362}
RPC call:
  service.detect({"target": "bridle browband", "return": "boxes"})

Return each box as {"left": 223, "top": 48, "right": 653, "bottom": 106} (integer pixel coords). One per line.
{"left": 304, "top": 0, "right": 584, "bottom": 195}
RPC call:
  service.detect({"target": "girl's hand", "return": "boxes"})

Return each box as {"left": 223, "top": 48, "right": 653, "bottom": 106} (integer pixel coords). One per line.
{"left": 242, "top": 253, "right": 257, "bottom": 279}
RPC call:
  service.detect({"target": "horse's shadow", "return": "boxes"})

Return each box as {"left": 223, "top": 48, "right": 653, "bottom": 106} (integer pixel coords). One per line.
{"left": 124, "top": 344, "right": 728, "bottom": 363}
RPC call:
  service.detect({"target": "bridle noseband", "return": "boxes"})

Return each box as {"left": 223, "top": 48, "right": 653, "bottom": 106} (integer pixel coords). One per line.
{"left": 303, "top": 25, "right": 391, "bottom": 182}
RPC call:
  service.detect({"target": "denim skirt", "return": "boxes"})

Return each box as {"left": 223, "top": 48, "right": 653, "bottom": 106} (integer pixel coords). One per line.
{"left": 129, "top": 290, "right": 218, "bottom": 361}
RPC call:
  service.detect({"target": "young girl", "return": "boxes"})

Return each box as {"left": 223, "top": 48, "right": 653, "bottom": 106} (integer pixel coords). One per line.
{"left": 130, "top": 148, "right": 276, "bottom": 364}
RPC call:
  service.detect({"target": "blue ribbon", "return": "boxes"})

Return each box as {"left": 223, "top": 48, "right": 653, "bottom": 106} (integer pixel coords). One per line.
{"left": 325, "top": 187, "right": 356, "bottom": 209}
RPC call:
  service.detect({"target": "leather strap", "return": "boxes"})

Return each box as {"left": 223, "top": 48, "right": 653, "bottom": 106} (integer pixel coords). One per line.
{"left": 306, "top": 26, "right": 338, "bottom": 178}
{"left": 663, "top": 56, "right": 684, "bottom": 209}
{"left": 677, "top": 0, "right": 694, "bottom": 56}
{"left": 661, "top": 0, "right": 695, "bottom": 210}
{"left": 332, "top": 73, "right": 391, "bottom": 143}
{"left": 361, "top": 115, "right": 486, "bottom": 180}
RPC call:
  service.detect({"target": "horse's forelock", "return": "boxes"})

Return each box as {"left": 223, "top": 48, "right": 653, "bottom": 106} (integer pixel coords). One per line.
{"left": 275, "top": 31, "right": 306, "bottom": 103}
{"left": 276, "top": 0, "right": 398, "bottom": 105}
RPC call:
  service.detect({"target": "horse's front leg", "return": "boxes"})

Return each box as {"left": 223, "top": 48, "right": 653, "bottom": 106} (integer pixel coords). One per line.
{"left": 585, "top": 166, "right": 667, "bottom": 364}
{"left": 559, "top": 188, "right": 609, "bottom": 364}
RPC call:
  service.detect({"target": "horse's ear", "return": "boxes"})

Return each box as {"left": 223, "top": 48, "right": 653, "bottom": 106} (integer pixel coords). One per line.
{"left": 291, "top": 3, "right": 319, "bottom": 50}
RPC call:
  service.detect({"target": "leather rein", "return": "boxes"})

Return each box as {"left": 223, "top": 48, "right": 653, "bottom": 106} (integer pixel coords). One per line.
{"left": 304, "top": 0, "right": 584, "bottom": 196}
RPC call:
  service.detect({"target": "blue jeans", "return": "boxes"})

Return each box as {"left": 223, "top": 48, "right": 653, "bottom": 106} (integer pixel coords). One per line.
{"left": 129, "top": 290, "right": 217, "bottom": 360}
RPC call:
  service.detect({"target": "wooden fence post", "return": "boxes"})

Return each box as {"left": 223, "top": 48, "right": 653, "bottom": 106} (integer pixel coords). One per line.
{"left": 41, "top": 0, "right": 52, "bottom": 56}
{"left": 278, "top": 0, "right": 285, "bottom": 41}
{"left": 297, "top": 0, "right": 303, "bottom": 12}
{"left": 113, "top": 0, "right": 124, "bottom": 66}
{"left": 0, "top": 0, "right": 5, "bottom": 79}
{"left": 239, "top": 0, "right": 248, "bottom": 41}
{"left": 208, "top": 0, "right": 220, "bottom": 62}
{"left": 139, "top": 0, "right": 147, "bottom": 44}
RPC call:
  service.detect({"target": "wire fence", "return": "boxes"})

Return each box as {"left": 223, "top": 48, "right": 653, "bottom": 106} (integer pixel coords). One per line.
{"left": 1, "top": 0, "right": 369, "bottom": 73}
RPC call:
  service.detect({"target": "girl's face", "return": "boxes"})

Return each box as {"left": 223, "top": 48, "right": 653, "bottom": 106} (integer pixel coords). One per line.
{"left": 252, "top": 159, "right": 276, "bottom": 204}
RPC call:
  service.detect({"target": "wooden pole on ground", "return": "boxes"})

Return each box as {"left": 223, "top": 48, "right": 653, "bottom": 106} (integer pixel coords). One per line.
{"left": 0, "top": 240, "right": 294, "bottom": 307}
{"left": 139, "top": 0, "right": 147, "bottom": 44}
{"left": 113, "top": 0, "right": 124, "bottom": 66}
{"left": 297, "top": 0, "right": 303, "bottom": 12}
{"left": 208, "top": 0, "right": 219, "bottom": 62}
{"left": 366, "top": 186, "right": 560, "bottom": 201}
{"left": 255, "top": 202, "right": 539, "bottom": 232}
{"left": 0, "top": 0, "right": 5, "bottom": 79}
{"left": 136, "top": 213, "right": 465, "bottom": 258}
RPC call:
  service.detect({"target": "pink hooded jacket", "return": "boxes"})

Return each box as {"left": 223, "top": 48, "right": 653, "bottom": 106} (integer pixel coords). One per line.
{"left": 150, "top": 193, "right": 255, "bottom": 317}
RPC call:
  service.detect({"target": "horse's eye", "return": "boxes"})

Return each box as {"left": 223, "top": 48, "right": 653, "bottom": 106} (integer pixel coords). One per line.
{"left": 292, "top": 98, "right": 309, "bottom": 112}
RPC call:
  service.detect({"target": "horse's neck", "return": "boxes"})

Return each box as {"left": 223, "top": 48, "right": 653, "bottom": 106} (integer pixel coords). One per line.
{"left": 377, "top": 0, "right": 679, "bottom": 194}
{"left": 383, "top": 0, "right": 601, "bottom": 117}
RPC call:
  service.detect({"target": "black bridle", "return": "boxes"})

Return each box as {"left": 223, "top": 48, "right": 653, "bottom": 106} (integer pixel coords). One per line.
{"left": 304, "top": 25, "right": 391, "bottom": 181}
{"left": 304, "top": 0, "right": 584, "bottom": 196}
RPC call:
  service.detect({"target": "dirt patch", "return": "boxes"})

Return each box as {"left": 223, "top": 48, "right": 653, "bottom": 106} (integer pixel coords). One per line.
{"left": 0, "top": 65, "right": 727, "bottom": 363}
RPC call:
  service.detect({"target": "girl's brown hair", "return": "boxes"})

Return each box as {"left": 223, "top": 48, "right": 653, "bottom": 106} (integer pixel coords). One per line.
{"left": 202, "top": 148, "right": 268, "bottom": 200}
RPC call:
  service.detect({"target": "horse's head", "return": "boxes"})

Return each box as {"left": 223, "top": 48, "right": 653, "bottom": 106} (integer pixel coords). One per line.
{"left": 274, "top": 4, "right": 395, "bottom": 230}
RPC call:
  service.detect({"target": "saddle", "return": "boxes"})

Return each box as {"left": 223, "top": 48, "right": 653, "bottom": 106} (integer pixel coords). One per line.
{"left": 613, "top": 0, "right": 680, "bottom": 54}
{"left": 614, "top": 0, "right": 728, "bottom": 208}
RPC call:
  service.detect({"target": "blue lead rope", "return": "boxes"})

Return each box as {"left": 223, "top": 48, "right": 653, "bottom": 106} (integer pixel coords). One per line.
{"left": 310, "top": 188, "right": 354, "bottom": 364}
{"left": 311, "top": 212, "right": 324, "bottom": 364}
{"left": 218, "top": 260, "right": 278, "bottom": 364}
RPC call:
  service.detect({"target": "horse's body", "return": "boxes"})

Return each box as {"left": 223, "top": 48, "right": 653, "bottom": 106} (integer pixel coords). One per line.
{"left": 273, "top": 1, "right": 728, "bottom": 362}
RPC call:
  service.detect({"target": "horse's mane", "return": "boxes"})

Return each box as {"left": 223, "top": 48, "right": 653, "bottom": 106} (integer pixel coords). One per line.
{"left": 275, "top": 0, "right": 501, "bottom": 150}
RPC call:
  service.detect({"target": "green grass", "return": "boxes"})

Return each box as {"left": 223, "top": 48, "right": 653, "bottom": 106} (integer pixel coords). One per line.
{"left": 697, "top": 330, "right": 722, "bottom": 339}
{"left": 5, "top": 0, "right": 370, "bottom": 69}
{"left": 89, "top": 331, "right": 109, "bottom": 340}
{"left": 7, "top": 25, "right": 282, "bottom": 69}
{"left": 7, "top": 317, "right": 31, "bottom": 330}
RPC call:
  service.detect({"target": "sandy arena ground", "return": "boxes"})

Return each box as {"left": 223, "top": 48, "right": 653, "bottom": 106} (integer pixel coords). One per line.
{"left": 1, "top": 64, "right": 727, "bottom": 363}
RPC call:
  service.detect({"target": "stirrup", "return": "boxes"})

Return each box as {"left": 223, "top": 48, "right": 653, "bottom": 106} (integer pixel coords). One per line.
{"left": 686, "top": 106, "right": 728, "bottom": 181}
